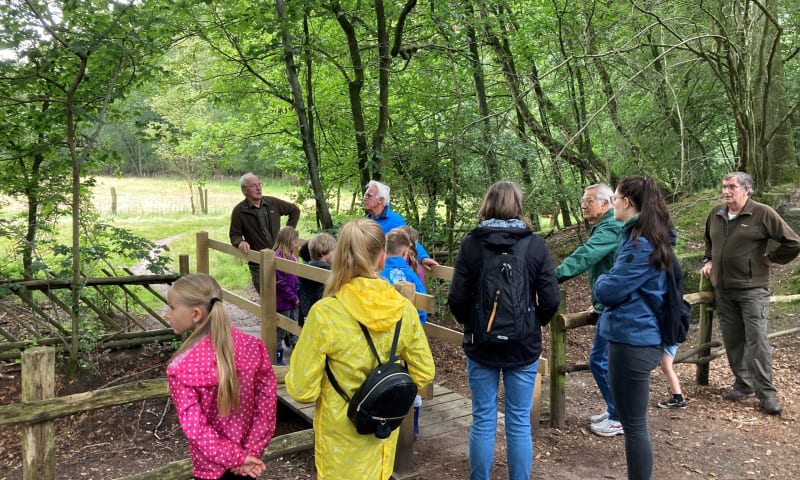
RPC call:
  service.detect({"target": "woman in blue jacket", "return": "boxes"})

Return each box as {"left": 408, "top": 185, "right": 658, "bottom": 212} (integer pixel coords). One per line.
{"left": 593, "top": 176, "right": 674, "bottom": 480}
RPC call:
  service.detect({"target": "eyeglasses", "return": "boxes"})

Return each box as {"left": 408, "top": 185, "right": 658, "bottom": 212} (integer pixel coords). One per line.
{"left": 364, "top": 193, "right": 377, "bottom": 199}
{"left": 580, "top": 198, "right": 596, "bottom": 206}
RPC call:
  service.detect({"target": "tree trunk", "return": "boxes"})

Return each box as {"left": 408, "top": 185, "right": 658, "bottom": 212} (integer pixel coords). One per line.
{"left": 276, "top": 0, "right": 333, "bottom": 229}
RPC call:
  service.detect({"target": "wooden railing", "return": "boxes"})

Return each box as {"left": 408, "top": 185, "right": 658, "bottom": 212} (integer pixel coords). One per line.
{"left": 0, "top": 347, "right": 310, "bottom": 480}
{"left": 548, "top": 276, "right": 800, "bottom": 428}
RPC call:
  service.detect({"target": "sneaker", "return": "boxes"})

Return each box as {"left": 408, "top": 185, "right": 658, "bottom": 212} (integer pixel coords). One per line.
{"left": 760, "top": 397, "right": 782, "bottom": 416}
{"left": 589, "top": 410, "right": 609, "bottom": 425}
{"left": 276, "top": 348, "right": 285, "bottom": 366}
{"left": 722, "top": 388, "right": 754, "bottom": 402}
{"left": 657, "top": 397, "right": 688, "bottom": 409}
{"left": 590, "top": 418, "right": 624, "bottom": 437}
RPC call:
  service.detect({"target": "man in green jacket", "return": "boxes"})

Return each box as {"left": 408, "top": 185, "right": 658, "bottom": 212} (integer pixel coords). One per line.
{"left": 555, "top": 183, "right": 624, "bottom": 436}
{"left": 701, "top": 171, "right": 800, "bottom": 415}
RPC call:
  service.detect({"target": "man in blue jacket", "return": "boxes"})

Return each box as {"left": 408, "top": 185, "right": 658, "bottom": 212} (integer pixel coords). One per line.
{"left": 364, "top": 180, "right": 438, "bottom": 270}
{"left": 555, "top": 183, "right": 623, "bottom": 436}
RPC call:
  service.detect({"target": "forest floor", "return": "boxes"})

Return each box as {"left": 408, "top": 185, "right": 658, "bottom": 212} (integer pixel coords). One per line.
{"left": 2, "top": 196, "right": 800, "bottom": 479}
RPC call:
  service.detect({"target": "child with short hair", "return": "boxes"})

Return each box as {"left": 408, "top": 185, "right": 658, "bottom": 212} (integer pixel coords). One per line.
{"left": 166, "top": 273, "right": 277, "bottom": 480}
{"left": 298, "top": 233, "right": 336, "bottom": 327}
{"left": 274, "top": 226, "right": 300, "bottom": 365}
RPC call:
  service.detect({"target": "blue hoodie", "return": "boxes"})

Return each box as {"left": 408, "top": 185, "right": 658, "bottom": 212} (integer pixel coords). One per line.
{"left": 381, "top": 256, "right": 428, "bottom": 324}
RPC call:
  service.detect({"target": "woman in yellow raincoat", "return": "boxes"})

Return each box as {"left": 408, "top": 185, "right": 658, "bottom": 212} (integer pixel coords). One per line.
{"left": 286, "top": 218, "right": 435, "bottom": 480}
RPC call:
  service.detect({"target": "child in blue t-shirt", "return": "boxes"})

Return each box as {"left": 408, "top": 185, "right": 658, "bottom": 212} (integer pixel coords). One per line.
{"left": 381, "top": 228, "right": 428, "bottom": 324}
{"left": 381, "top": 227, "right": 428, "bottom": 440}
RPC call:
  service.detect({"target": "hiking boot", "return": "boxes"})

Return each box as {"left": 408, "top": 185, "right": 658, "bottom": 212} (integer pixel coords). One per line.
{"left": 760, "top": 397, "right": 782, "bottom": 416}
{"left": 657, "top": 397, "right": 688, "bottom": 409}
{"left": 590, "top": 418, "right": 624, "bottom": 437}
{"left": 722, "top": 388, "right": 754, "bottom": 402}
{"left": 589, "top": 410, "right": 609, "bottom": 425}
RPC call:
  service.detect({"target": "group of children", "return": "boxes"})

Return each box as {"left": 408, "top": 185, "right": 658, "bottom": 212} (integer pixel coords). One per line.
{"left": 165, "top": 223, "right": 431, "bottom": 479}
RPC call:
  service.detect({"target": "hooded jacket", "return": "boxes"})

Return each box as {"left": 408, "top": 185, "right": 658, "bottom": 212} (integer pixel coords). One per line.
{"left": 167, "top": 327, "right": 277, "bottom": 479}
{"left": 703, "top": 198, "right": 800, "bottom": 290}
{"left": 447, "top": 224, "right": 560, "bottom": 368}
{"left": 285, "top": 277, "right": 435, "bottom": 480}
{"left": 593, "top": 215, "right": 665, "bottom": 347}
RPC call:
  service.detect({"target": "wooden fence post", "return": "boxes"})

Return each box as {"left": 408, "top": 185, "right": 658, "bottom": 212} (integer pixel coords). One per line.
{"left": 179, "top": 254, "right": 190, "bottom": 275}
{"left": 111, "top": 187, "right": 117, "bottom": 216}
{"left": 696, "top": 276, "right": 714, "bottom": 385}
{"left": 260, "top": 249, "right": 278, "bottom": 363}
{"left": 196, "top": 231, "right": 209, "bottom": 274}
{"left": 22, "top": 347, "right": 55, "bottom": 480}
{"left": 549, "top": 289, "right": 567, "bottom": 429}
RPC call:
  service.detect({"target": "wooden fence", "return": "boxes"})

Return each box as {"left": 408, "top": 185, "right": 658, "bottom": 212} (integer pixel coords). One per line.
{"left": 0, "top": 347, "right": 310, "bottom": 480}
{"left": 0, "top": 270, "right": 188, "bottom": 362}
{"left": 547, "top": 276, "right": 800, "bottom": 428}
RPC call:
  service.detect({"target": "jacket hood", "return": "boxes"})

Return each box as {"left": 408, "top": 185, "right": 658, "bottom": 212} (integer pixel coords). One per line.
{"left": 469, "top": 225, "right": 532, "bottom": 252}
{"left": 335, "top": 277, "right": 407, "bottom": 331}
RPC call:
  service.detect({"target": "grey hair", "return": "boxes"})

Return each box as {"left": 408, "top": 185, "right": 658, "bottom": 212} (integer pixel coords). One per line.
{"left": 239, "top": 172, "right": 258, "bottom": 188}
{"left": 586, "top": 183, "right": 615, "bottom": 207}
{"left": 366, "top": 180, "right": 391, "bottom": 205}
{"left": 723, "top": 171, "right": 753, "bottom": 197}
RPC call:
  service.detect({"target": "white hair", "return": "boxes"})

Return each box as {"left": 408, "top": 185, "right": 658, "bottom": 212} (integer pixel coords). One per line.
{"left": 366, "top": 180, "right": 391, "bottom": 205}
{"left": 586, "top": 183, "right": 614, "bottom": 207}
{"left": 239, "top": 172, "right": 258, "bottom": 188}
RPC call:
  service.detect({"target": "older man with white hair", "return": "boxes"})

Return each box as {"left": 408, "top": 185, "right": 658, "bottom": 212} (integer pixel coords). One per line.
{"left": 363, "top": 180, "right": 438, "bottom": 270}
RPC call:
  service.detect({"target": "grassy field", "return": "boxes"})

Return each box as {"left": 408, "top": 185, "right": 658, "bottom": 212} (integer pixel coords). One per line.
{"left": 1, "top": 176, "right": 322, "bottom": 291}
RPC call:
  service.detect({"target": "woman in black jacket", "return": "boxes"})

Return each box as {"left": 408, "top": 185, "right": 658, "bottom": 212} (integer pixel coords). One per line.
{"left": 447, "top": 181, "right": 560, "bottom": 480}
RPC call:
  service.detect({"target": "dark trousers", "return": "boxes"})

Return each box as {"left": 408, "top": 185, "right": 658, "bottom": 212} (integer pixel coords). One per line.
{"left": 608, "top": 342, "right": 661, "bottom": 480}
{"left": 248, "top": 262, "right": 261, "bottom": 295}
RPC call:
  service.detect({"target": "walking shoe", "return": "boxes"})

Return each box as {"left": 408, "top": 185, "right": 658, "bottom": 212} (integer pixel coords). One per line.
{"left": 589, "top": 410, "right": 609, "bottom": 425}
{"left": 590, "top": 418, "right": 624, "bottom": 437}
{"left": 722, "top": 388, "right": 754, "bottom": 402}
{"left": 276, "top": 348, "right": 285, "bottom": 366}
{"left": 760, "top": 397, "right": 782, "bottom": 416}
{"left": 657, "top": 397, "right": 688, "bottom": 409}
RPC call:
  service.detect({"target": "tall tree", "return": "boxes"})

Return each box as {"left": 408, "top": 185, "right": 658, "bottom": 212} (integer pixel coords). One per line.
{"left": 0, "top": 0, "right": 169, "bottom": 373}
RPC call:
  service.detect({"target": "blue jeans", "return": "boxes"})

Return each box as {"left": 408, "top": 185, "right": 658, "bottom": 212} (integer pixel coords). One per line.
{"left": 467, "top": 358, "right": 538, "bottom": 480}
{"left": 608, "top": 342, "right": 661, "bottom": 480}
{"left": 589, "top": 329, "right": 617, "bottom": 420}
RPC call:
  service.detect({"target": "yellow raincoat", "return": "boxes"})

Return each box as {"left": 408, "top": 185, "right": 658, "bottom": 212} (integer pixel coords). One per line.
{"left": 286, "top": 277, "right": 435, "bottom": 480}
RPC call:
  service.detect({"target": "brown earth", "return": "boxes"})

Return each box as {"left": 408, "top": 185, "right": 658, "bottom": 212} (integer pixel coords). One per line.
{"left": 2, "top": 220, "right": 800, "bottom": 479}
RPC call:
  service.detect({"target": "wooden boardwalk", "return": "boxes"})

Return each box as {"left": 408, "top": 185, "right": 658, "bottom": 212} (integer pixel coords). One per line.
{"left": 276, "top": 382, "right": 487, "bottom": 459}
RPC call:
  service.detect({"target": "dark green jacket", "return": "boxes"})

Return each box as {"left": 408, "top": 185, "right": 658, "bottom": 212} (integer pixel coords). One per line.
{"left": 555, "top": 209, "right": 623, "bottom": 313}
{"left": 703, "top": 198, "right": 800, "bottom": 290}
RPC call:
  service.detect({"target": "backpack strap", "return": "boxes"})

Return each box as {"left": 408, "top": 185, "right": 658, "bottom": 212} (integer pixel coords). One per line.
{"left": 324, "top": 314, "right": 404, "bottom": 404}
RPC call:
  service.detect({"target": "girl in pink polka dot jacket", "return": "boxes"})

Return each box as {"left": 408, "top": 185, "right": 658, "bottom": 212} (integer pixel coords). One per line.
{"left": 166, "top": 274, "right": 278, "bottom": 480}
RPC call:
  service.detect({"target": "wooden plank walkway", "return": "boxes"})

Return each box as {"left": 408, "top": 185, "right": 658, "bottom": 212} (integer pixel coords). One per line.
{"left": 276, "top": 382, "right": 490, "bottom": 458}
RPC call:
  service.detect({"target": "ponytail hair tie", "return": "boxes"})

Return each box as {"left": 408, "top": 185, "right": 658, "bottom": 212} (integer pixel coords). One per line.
{"left": 209, "top": 297, "right": 221, "bottom": 310}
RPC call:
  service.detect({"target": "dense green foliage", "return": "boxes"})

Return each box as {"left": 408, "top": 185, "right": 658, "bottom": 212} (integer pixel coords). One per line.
{"left": 2, "top": 0, "right": 800, "bottom": 275}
